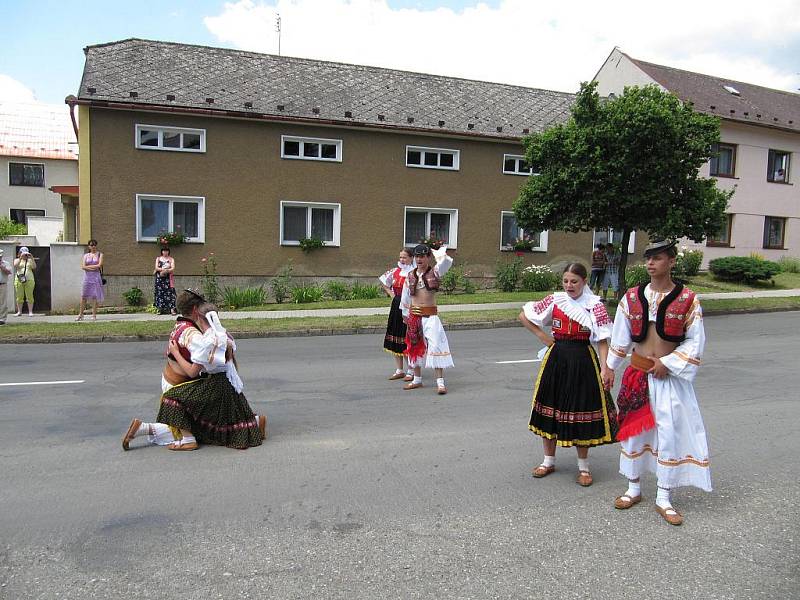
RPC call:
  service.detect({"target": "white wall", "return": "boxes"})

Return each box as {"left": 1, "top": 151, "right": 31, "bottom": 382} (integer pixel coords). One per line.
{"left": 27, "top": 216, "right": 64, "bottom": 245}
{"left": 0, "top": 241, "right": 17, "bottom": 314}
{"left": 593, "top": 49, "right": 659, "bottom": 97}
{"left": 0, "top": 156, "right": 77, "bottom": 221}
{"left": 49, "top": 242, "right": 84, "bottom": 311}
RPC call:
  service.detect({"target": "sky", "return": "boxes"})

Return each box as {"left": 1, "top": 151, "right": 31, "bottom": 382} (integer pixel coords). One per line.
{"left": 1, "top": 0, "right": 799, "bottom": 112}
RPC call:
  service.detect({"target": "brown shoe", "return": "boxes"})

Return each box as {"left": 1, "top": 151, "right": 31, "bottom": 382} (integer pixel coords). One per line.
{"left": 258, "top": 415, "right": 267, "bottom": 439}
{"left": 122, "top": 418, "right": 141, "bottom": 451}
{"left": 576, "top": 470, "right": 593, "bottom": 487}
{"left": 532, "top": 464, "right": 555, "bottom": 478}
{"left": 614, "top": 494, "right": 643, "bottom": 510}
{"left": 167, "top": 440, "right": 199, "bottom": 451}
{"left": 403, "top": 374, "right": 414, "bottom": 382}
{"left": 403, "top": 382, "right": 423, "bottom": 390}
{"left": 388, "top": 372, "right": 406, "bottom": 380}
{"left": 655, "top": 504, "right": 684, "bottom": 526}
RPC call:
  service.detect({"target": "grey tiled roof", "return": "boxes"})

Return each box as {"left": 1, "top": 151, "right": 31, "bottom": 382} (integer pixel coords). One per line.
{"left": 628, "top": 54, "right": 800, "bottom": 134}
{"left": 77, "top": 39, "right": 574, "bottom": 139}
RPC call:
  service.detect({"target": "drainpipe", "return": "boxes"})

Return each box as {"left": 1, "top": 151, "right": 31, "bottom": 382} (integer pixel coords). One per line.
{"left": 65, "top": 95, "right": 79, "bottom": 138}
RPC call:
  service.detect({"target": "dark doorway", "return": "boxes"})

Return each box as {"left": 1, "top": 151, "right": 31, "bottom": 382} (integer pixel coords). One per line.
{"left": 15, "top": 246, "right": 51, "bottom": 313}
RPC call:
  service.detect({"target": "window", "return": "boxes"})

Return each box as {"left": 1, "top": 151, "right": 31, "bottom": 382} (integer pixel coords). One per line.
{"left": 9, "top": 208, "right": 45, "bottom": 225}
{"left": 502, "top": 154, "right": 533, "bottom": 176}
{"left": 136, "top": 194, "right": 205, "bottom": 242}
{"left": 280, "top": 201, "right": 341, "bottom": 246}
{"left": 500, "top": 212, "right": 547, "bottom": 251}
{"left": 404, "top": 207, "right": 458, "bottom": 247}
{"left": 710, "top": 143, "right": 736, "bottom": 177}
{"left": 9, "top": 163, "right": 44, "bottom": 187}
{"left": 706, "top": 214, "right": 733, "bottom": 247}
{"left": 763, "top": 216, "right": 786, "bottom": 249}
{"left": 406, "top": 146, "right": 460, "bottom": 171}
{"left": 135, "top": 124, "right": 206, "bottom": 152}
{"left": 767, "top": 150, "right": 790, "bottom": 183}
{"left": 593, "top": 228, "right": 636, "bottom": 254}
{"left": 281, "top": 136, "right": 342, "bottom": 162}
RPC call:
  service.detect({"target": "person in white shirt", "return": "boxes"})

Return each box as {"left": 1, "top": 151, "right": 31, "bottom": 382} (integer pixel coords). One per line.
{"left": 0, "top": 249, "right": 11, "bottom": 324}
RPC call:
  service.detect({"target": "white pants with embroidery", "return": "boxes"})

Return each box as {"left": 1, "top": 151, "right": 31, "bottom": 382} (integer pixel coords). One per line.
{"left": 619, "top": 372, "right": 712, "bottom": 492}
{"left": 408, "top": 315, "right": 454, "bottom": 369}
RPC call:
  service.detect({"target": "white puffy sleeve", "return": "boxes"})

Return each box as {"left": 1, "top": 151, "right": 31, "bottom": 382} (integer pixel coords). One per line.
{"left": 378, "top": 268, "right": 394, "bottom": 287}
{"left": 521, "top": 295, "right": 554, "bottom": 328}
{"left": 400, "top": 277, "right": 411, "bottom": 318}
{"left": 606, "top": 295, "right": 633, "bottom": 371}
{"left": 660, "top": 297, "right": 705, "bottom": 382}
{"left": 589, "top": 301, "right": 613, "bottom": 343}
{"left": 432, "top": 246, "right": 453, "bottom": 277}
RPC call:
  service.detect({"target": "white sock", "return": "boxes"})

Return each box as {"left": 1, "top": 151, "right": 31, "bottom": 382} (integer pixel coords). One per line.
{"left": 134, "top": 422, "right": 149, "bottom": 438}
{"left": 542, "top": 455, "right": 556, "bottom": 468}
{"left": 656, "top": 486, "right": 672, "bottom": 509}
{"left": 406, "top": 369, "right": 414, "bottom": 377}
{"left": 148, "top": 423, "right": 175, "bottom": 446}
{"left": 394, "top": 368, "right": 404, "bottom": 375}
{"left": 626, "top": 480, "right": 641, "bottom": 498}
{"left": 436, "top": 377, "right": 445, "bottom": 388}
{"left": 577, "top": 458, "right": 590, "bottom": 472}
{"left": 412, "top": 376, "right": 422, "bottom": 384}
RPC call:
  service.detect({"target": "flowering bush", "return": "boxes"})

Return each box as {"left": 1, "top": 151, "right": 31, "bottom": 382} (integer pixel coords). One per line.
{"left": 520, "top": 264, "right": 560, "bottom": 292}
{"left": 299, "top": 236, "right": 325, "bottom": 253}
{"left": 200, "top": 252, "right": 220, "bottom": 303}
{"left": 158, "top": 227, "right": 187, "bottom": 245}
{"left": 625, "top": 264, "right": 650, "bottom": 287}
{"left": 674, "top": 247, "right": 703, "bottom": 277}
{"left": 418, "top": 232, "right": 446, "bottom": 250}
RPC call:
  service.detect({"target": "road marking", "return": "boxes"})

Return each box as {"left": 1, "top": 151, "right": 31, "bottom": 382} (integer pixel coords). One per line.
{"left": 0, "top": 380, "right": 86, "bottom": 387}
{"left": 495, "top": 359, "right": 542, "bottom": 364}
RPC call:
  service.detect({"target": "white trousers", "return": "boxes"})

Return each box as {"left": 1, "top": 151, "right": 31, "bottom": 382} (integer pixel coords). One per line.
{"left": 619, "top": 373, "right": 712, "bottom": 492}
{"left": 408, "top": 315, "right": 454, "bottom": 369}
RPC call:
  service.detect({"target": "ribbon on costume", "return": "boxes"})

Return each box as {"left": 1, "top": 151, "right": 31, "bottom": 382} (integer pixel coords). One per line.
{"left": 615, "top": 367, "right": 655, "bottom": 441}
{"left": 404, "top": 314, "right": 426, "bottom": 363}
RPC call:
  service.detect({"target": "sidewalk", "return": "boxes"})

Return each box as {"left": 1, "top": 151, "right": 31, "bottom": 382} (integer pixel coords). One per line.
{"left": 6, "top": 289, "right": 800, "bottom": 324}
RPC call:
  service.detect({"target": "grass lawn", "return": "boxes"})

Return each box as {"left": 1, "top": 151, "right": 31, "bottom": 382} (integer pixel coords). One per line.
{"left": 684, "top": 271, "right": 800, "bottom": 293}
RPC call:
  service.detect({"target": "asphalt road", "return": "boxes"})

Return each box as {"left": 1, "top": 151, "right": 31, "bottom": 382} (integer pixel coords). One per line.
{"left": 0, "top": 312, "right": 798, "bottom": 599}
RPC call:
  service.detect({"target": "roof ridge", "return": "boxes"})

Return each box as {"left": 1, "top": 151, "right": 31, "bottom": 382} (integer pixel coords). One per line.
{"left": 85, "top": 37, "right": 576, "bottom": 98}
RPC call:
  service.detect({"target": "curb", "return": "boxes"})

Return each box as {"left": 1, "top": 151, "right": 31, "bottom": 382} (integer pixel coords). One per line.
{"left": 1, "top": 307, "right": 797, "bottom": 344}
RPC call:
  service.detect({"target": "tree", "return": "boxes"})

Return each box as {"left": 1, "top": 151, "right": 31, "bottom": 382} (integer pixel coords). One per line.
{"left": 513, "top": 81, "right": 732, "bottom": 297}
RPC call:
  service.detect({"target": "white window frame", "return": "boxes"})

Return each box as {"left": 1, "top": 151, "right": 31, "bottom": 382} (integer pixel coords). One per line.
{"left": 279, "top": 201, "right": 341, "bottom": 246}
{"left": 403, "top": 207, "right": 459, "bottom": 248}
{"left": 405, "top": 146, "right": 460, "bottom": 171}
{"left": 592, "top": 228, "right": 636, "bottom": 254}
{"left": 135, "top": 124, "right": 206, "bottom": 153}
{"left": 8, "top": 162, "right": 45, "bottom": 187}
{"left": 499, "top": 211, "right": 548, "bottom": 251}
{"left": 135, "top": 194, "right": 206, "bottom": 243}
{"left": 502, "top": 154, "right": 534, "bottom": 176}
{"left": 281, "top": 135, "right": 343, "bottom": 162}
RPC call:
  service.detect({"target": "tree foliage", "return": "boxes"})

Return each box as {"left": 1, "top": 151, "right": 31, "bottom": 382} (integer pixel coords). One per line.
{"left": 513, "top": 82, "right": 732, "bottom": 295}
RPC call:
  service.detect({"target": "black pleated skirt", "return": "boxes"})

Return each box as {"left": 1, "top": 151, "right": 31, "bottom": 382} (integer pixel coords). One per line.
{"left": 383, "top": 294, "right": 407, "bottom": 355}
{"left": 529, "top": 339, "right": 618, "bottom": 447}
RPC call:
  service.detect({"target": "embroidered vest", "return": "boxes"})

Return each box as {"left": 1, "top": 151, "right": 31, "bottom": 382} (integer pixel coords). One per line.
{"left": 627, "top": 284, "right": 695, "bottom": 343}
{"left": 166, "top": 318, "right": 197, "bottom": 362}
{"left": 407, "top": 267, "right": 440, "bottom": 295}
{"left": 391, "top": 267, "right": 407, "bottom": 295}
{"left": 551, "top": 305, "right": 591, "bottom": 341}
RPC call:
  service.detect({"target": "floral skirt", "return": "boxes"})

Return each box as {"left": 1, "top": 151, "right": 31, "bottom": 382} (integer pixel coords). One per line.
{"left": 529, "top": 340, "right": 618, "bottom": 447}
{"left": 383, "top": 295, "right": 407, "bottom": 355}
{"left": 157, "top": 372, "right": 263, "bottom": 449}
{"left": 154, "top": 275, "right": 176, "bottom": 314}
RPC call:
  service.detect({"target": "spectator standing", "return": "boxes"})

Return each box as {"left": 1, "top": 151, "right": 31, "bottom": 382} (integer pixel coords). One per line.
{"left": 76, "top": 239, "right": 104, "bottom": 321}
{"left": 589, "top": 244, "right": 606, "bottom": 294}
{"left": 153, "top": 247, "right": 177, "bottom": 315}
{"left": 602, "top": 242, "right": 621, "bottom": 301}
{"left": 0, "top": 249, "right": 10, "bottom": 324}
{"left": 13, "top": 246, "right": 36, "bottom": 316}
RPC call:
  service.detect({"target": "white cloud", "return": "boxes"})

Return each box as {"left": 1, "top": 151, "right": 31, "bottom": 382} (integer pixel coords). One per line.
{"left": 204, "top": 0, "right": 800, "bottom": 92}
{"left": 0, "top": 74, "right": 38, "bottom": 103}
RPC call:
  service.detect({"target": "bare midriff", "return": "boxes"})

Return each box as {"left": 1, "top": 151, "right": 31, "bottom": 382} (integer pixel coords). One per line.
{"left": 634, "top": 326, "right": 678, "bottom": 360}
{"left": 411, "top": 285, "right": 436, "bottom": 307}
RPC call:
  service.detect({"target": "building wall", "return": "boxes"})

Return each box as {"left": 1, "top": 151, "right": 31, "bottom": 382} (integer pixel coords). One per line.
{"left": 593, "top": 50, "right": 659, "bottom": 97}
{"left": 88, "top": 108, "right": 642, "bottom": 284}
{"left": 0, "top": 156, "right": 78, "bottom": 222}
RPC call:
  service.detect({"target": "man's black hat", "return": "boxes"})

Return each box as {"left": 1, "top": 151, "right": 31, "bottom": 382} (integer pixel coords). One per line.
{"left": 413, "top": 244, "right": 432, "bottom": 256}
{"left": 643, "top": 239, "right": 678, "bottom": 258}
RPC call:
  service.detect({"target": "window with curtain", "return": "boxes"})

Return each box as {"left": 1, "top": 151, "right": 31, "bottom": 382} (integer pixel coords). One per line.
{"left": 710, "top": 143, "right": 736, "bottom": 177}
{"left": 403, "top": 208, "right": 458, "bottom": 246}
{"left": 137, "top": 195, "right": 204, "bottom": 241}
{"left": 280, "top": 202, "right": 340, "bottom": 245}
{"left": 9, "top": 163, "right": 44, "bottom": 187}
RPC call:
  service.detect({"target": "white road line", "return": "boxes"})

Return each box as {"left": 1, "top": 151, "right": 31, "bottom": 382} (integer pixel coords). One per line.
{"left": 0, "top": 380, "right": 86, "bottom": 387}
{"left": 495, "top": 359, "right": 542, "bottom": 364}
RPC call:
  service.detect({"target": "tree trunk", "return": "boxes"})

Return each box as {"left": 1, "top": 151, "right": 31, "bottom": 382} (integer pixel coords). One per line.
{"left": 617, "top": 228, "right": 631, "bottom": 300}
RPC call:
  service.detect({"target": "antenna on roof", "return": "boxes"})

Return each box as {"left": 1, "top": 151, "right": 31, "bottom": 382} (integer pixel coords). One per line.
{"left": 275, "top": 13, "right": 282, "bottom": 56}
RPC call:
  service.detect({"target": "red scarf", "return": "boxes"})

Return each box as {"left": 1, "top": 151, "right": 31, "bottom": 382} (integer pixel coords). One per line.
{"left": 404, "top": 314, "right": 426, "bottom": 362}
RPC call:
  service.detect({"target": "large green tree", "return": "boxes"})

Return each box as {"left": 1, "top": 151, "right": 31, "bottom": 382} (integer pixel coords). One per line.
{"left": 513, "top": 81, "right": 732, "bottom": 296}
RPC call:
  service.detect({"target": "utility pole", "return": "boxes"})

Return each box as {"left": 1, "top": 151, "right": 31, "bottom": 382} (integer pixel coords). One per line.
{"left": 276, "top": 13, "right": 282, "bottom": 56}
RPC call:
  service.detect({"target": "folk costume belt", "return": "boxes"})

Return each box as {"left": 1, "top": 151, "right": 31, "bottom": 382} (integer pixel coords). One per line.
{"left": 410, "top": 305, "right": 438, "bottom": 317}
{"left": 630, "top": 352, "right": 655, "bottom": 372}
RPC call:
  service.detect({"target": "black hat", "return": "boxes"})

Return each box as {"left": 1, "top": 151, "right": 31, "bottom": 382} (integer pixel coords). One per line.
{"left": 413, "top": 244, "right": 431, "bottom": 256}
{"left": 643, "top": 239, "right": 678, "bottom": 258}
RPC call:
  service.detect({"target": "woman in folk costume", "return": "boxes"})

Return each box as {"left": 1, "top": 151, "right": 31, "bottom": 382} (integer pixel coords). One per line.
{"left": 122, "top": 290, "right": 265, "bottom": 451}
{"left": 606, "top": 240, "right": 710, "bottom": 526}
{"left": 378, "top": 247, "right": 414, "bottom": 381}
{"left": 519, "top": 262, "right": 617, "bottom": 487}
{"left": 400, "top": 244, "right": 454, "bottom": 395}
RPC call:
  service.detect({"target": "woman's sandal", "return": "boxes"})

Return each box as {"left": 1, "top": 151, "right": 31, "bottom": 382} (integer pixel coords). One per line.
{"left": 655, "top": 504, "right": 684, "bottom": 526}
{"left": 576, "top": 470, "right": 593, "bottom": 487}
{"left": 258, "top": 415, "right": 267, "bottom": 439}
{"left": 614, "top": 494, "right": 643, "bottom": 509}
{"left": 532, "top": 464, "right": 555, "bottom": 478}
{"left": 167, "top": 439, "right": 198, "bottom": 451}
{"left": 122, "top": 418, "right": 142, "bottom": 451}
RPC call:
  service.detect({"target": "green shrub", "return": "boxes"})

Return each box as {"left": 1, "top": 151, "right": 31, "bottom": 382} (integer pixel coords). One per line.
{"left": 351, "top": 281, "right": 382, "bottom": 299}
{"left": 675, "top": 249, "right": 703, "bottom": 277}
{"left": 291, "top": 284, "right": 324, "bottom": 303}
{"left": 625, "top": 264, "right": 650, "bottom": 288}
{"left": 463, "top": 277, "right": 476, "bottom": 295}
{"left": 144, "top": 304, "right": 161, "bottom": 314}
{"left": 222, "top": 285, "right": 267, "bottom": 309}
{"left": 440, "top": 266, "right": 475, "bottom": 295}
{"left": 122, "top": 286, "right": 144, "bottom": 306}
{"left": 777, "top": 255, "right": 800, "bottom": 273}
{"left": 520, "top": 265, "right": 560, "bottom": 292}
{"left": 298, "top": 236, "right": 325, "bottom": 253}
{"left": 324, "top": 280, "right": 352, "bottom": 300}
{"left": 709, "top": 256, "right": 781, "bottom": 283}
{"left": 270, "top": 263, "right": 294, "bottom": 303}
{"left": 495, "top": 257, "right": 523, "bottom": 292}
{"left": 0, "top": 217, "right": 26, "bottom": 239}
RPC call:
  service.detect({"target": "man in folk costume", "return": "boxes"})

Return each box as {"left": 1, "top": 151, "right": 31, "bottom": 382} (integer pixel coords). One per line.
{"left": 606, "top": 240, "right": 711, "bottom": 525}
{"left": 400, "top": 244, "right": 454, "bottom": 395}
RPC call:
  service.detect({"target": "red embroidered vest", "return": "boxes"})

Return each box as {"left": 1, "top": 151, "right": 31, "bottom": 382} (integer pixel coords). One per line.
{"left": 627, "top": 284, "right": 695, "bottom": 343}
{"left": 551, "top": 305, "right": 591, "bottom": 341}
{"left": 166, "top": 318, "right": 197, "bottom": 362}
{"left": 391, "top": 267, "right": 407, "bottom": 295}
